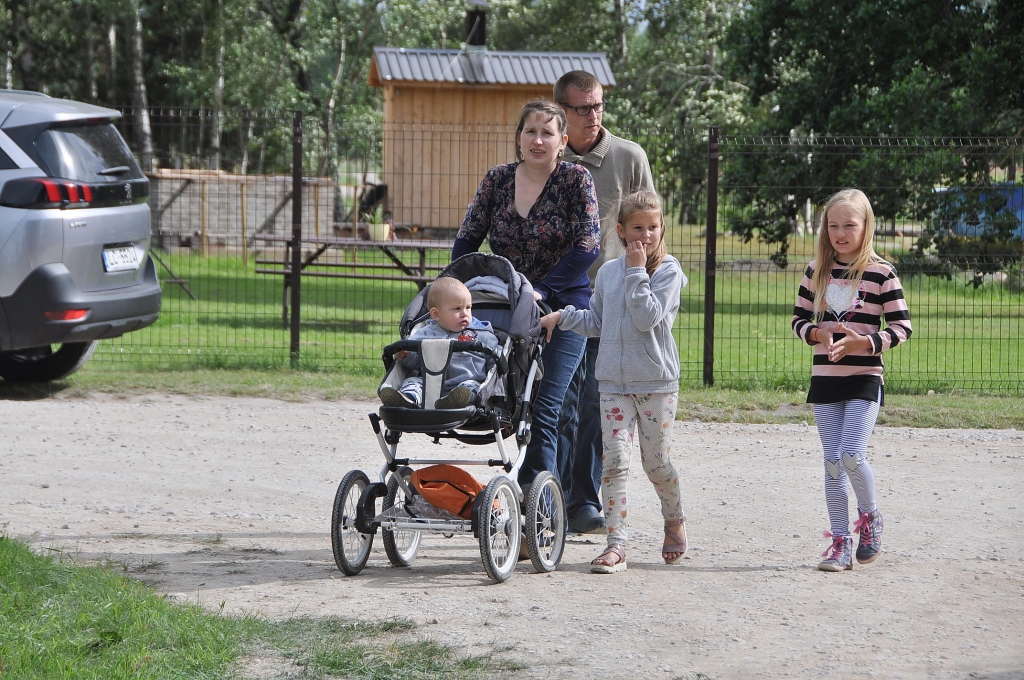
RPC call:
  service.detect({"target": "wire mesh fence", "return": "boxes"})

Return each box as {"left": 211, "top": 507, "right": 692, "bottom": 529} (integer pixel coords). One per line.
{"left": 92, "top": 109, "right": 1023, "bottom": 393}
{"left": 712, "top": 131, "right": 1023, "bottom": 393}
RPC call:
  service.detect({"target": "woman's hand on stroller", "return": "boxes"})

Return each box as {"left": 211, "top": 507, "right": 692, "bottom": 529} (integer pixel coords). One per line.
{"left": 539, "top": 311, "right": 562, "bottom": 341}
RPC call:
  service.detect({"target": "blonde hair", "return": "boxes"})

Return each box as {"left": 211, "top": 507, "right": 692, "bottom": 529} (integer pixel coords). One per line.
{"left": 427, "top": 276, "right": 470, "bottom": 310}
{"left": 618, "top": 190, "right": 667, "bottom": 277}
{"left": 811, "top": 189, "right": 887, "bottom": 315}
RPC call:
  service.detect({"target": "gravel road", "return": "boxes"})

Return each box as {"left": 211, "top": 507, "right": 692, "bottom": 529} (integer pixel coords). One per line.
{"left": 3, "top": 392, "right": 1022, "bottom": 679}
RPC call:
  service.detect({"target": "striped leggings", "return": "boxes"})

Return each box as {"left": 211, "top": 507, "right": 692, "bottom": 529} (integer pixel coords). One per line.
{"left": 812, "top": 396, "right": 880, "bottom": 537}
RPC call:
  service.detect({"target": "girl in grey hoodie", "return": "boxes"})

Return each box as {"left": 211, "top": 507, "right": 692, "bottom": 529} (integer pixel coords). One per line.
{"left": 540, "top": 190, "right": 687, "bottom": 573}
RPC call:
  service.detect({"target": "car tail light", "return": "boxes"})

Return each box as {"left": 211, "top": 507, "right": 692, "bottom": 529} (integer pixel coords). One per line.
{"left": 44, "top": 309, "right": 89, "bottom": 321}
{"left": 0, "top": 177, "right": 95, "bottom": 209}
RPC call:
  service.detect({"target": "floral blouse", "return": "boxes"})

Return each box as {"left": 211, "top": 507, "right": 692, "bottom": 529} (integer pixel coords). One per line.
{"left": 452, "top": 162, "right": 600, "bottom": 309}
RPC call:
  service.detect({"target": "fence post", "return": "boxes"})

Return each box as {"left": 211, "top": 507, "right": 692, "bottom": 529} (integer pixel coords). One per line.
{"left": 703, "top": 126, "right": 719, "bottom": 387}
{"left": 290, "top": 110, "right": 303, "bottom": 367}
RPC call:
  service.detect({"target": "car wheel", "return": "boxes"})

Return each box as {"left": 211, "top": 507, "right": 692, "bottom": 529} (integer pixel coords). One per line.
{"left": 0, "top": 341, "right": 97, "bottom": 382}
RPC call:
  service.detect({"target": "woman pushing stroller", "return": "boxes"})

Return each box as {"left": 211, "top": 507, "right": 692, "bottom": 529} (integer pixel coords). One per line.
{"left": 453, "top": 98, "right": 600, "bottom": 499}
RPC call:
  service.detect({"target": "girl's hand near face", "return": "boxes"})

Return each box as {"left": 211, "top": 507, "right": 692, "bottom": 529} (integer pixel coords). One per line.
{"left": 827, "top": 322, "right": 871, "bottom": 362}
{"left": 626, "top": 239, "right": 647, "bottom": 268}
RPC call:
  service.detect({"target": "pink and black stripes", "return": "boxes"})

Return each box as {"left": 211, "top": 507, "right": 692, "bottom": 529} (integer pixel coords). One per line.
{"left": 791, "top": 260, "right": 913, "bottom": 380}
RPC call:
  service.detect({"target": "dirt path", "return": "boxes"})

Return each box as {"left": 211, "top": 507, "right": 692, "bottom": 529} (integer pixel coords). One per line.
{"left": 2, "top": 392, "right": 1022, "bottom": 679}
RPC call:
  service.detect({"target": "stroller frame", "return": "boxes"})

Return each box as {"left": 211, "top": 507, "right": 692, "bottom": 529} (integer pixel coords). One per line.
{"left": 330, "top": 253, "right": 568, "bottom": 583}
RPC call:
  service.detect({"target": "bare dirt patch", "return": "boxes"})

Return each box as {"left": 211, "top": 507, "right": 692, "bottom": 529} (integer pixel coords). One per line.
{"left": 3, "top": 392, "right": 1022, "bottom": 679}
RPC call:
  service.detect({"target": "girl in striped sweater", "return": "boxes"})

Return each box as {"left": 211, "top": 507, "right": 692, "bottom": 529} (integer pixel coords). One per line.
{"left": 791, "top": 189, "right": 912, "bottom": 572}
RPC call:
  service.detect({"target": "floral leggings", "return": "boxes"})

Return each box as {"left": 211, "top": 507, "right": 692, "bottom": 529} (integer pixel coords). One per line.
{"left": 600, "top": 392, "right": 684, "bottom": 547}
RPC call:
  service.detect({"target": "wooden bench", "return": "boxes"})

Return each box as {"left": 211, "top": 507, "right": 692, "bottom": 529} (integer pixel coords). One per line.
{"left": 253, "top": 234, "right": 454, "bottom": 324}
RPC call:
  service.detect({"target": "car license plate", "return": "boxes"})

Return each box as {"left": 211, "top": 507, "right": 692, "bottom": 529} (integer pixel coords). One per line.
{"left": 102, "top": 246, "right": 141, "bottom": 272}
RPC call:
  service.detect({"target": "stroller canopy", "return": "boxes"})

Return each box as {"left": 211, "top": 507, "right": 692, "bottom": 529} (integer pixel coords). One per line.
{"left": 400, "top": 253, "right": 541, "bottom": 343}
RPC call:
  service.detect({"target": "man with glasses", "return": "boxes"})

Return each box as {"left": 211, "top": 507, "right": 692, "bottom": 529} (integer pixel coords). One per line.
{"left": 553, "top": 70, "right": 655, "bottom": 534}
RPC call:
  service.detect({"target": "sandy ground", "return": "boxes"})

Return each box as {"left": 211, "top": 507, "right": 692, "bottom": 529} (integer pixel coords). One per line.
{"left": 2, "top": 392, "right": 1023, "bottom": 680}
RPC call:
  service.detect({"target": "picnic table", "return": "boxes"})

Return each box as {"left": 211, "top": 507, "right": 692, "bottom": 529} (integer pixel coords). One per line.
{"left": 254, "top": 234, "right": 454, "bottom": 324}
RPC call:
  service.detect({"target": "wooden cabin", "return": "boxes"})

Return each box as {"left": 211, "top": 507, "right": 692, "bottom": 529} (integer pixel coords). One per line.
{"left": 369, "top": 47, "right": 614, "bottom": 232}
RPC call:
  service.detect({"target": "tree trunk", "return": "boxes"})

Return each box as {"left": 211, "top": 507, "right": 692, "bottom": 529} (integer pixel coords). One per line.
{"left": 240, "top": 118, "right": 255, "bottom": 175}
{"left": 321, "top": 35, "right": 346, "bottom": 176}
{"left": 84, "top": 4, "right": 98, "bottom": 102}
{"left": 258, "top": 0, "right": 314, "bottom": 96}
{"left": 210, "top": 0, "right": 224, "bottom": 171}
{"left": 128, "top": 3, "right": 154, "bottom": 170}
{"left": 10, "top": 0, "right": 39, "bottom": 92}
{"left": 612, "top": 0, "right": 627, "bottom": 62}
{"left": 5, "top": 41, "right": 12, "bottom": 90}
{"left": 106, "top": 23, "right": 117, "bottom": 104}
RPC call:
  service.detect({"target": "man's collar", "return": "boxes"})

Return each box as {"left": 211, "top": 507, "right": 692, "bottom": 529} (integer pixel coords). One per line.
{"left": 566, "top": 127, "right": 611, "bottom": 165}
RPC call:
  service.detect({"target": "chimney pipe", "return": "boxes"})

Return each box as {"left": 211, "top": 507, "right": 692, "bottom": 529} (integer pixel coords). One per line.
{"left": 465, "top": 1, "right": 488, "bottom": 50}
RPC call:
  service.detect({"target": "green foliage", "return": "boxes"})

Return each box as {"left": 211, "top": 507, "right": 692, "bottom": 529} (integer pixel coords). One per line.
{"left": 721, "top": 0, "right": 1024, "bottom": 268}
{"left": 612, "top": 0, "right": 750, "bottom": 225}
{"left": 489, "top": 0, "right": 622, "bottom": 57}
{"left": 724, "top": 0, "right": 1001, "bottom": 137}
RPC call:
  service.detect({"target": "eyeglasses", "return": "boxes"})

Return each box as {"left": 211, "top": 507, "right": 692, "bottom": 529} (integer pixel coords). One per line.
{"left": 561, "top": 101, "right": 606, "bottom": 116}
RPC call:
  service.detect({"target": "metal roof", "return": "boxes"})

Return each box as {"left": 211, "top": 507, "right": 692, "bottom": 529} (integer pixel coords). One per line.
{"left": 371, "top": 48, "right": 615, "bottom": 88}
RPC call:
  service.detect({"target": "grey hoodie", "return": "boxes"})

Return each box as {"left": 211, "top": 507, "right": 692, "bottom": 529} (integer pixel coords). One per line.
{"left": 558, "top": 254, "right": 686, "bottom": 394}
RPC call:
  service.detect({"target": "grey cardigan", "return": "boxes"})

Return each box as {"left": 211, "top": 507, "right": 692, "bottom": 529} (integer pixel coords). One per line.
{"left": 558, "top": 254, "right": 686, "bottom": 394}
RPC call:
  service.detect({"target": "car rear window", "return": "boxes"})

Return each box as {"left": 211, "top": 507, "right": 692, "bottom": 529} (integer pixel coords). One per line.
{"left": 32, "top": 124, "right": 144, "bottom": 183}
{"left": 0, "top": 147, "right": 16, "bottom": 169}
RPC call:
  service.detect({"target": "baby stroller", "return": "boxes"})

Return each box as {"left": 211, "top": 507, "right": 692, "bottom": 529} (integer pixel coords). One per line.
{"left": 330, "top": 253, "right": 567, "bottom": 583}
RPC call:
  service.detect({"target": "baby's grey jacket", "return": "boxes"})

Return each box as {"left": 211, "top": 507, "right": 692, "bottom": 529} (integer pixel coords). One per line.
{"left": 558, "top": 254, "right": 686, "bottom": 394}
{"left": 401, "top": 318, "right": 500, "bottom": 392}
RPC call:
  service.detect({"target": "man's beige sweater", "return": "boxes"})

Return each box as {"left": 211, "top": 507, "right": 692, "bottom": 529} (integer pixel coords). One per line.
{"left": 563, "top": 127, "right": 655, "bottom": 285}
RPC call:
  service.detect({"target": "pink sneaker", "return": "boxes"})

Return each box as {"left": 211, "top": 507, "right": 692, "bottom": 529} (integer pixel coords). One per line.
{"left": 818, "top": 532, "right": 853, "bottom": 572}
{"left": 853, "top": 509, "right": 883, "bottom": 564}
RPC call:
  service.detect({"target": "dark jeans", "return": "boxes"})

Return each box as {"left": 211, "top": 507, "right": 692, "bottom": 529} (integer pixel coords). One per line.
{"left": 556, "top": 336, "right": 602, "bottom": 514}
{"left": 518, "top": 326, "right": 586, "bottom": 487}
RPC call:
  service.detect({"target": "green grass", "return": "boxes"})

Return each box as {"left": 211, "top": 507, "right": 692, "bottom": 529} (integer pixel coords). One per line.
{"left": 9, "top": 365, "right": 1022, "bottom": 429}
{"left": 667, "top": 225, "right": 1024, "bottom": 392}
{"left": 672, "top": 385, "right": 1024, "bottom": 429}
{"left": 84, "top": 229, "right": 1024, "bottom": 393}
{"left": 675, "top": 266, "right": 1024, "bottom": 393}
{"left": 0, "top": 537, "right": 521, "bottom": 680}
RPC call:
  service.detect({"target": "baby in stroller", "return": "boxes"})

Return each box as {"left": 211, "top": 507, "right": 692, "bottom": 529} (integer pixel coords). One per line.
{"left": 378, "top": 276, "right": 500, "bottom": 410}
{"left": 332, "top": 253, "right": 567, "bottom": 584}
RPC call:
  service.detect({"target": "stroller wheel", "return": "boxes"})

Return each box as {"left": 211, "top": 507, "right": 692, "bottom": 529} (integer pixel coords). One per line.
{"left": 331, "top": 470, "right": 374, "bottom": 576}
{"left": 383, "top": 466, "right": 422, "bottom": 568}
{"left": 477, "top": 476, "right": 521, "bottom": 583}
{"left": 524, "top": 471, "right": 566, "bottom": 573}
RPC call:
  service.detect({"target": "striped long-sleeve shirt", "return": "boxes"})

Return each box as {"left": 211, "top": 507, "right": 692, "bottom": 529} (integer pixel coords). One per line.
{"left": 792, "top": 259, "right": 912, "bottom": 402}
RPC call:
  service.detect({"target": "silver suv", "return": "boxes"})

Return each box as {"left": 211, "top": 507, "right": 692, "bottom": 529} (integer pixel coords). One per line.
{"left": 0, "top": 91, "right": 160, "bottom": 381}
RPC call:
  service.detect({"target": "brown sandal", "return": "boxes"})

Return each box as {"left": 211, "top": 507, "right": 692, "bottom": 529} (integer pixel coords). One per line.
{"left": 590, "top": 544, "right": 627, "bottom": 574}
{"left": 663, "top": 518, "right": 688, "bottom": 565}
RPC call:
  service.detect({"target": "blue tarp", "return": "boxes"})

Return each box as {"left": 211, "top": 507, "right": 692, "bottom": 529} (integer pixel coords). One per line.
{"left": 935, "top": 185, "right": 1024, "bottom": 239}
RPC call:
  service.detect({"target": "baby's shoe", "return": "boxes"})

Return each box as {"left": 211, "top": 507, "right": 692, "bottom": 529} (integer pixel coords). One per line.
{"left": 435, "top": 386, "right": 473, "bottom": 409}
{"left": 853, "top": 508, "right": 883, "bottom": 564}
{"left": 818, "top": 533, "right": 853, "bottom": 572}
{"left": 380, "top": 386, "right": 416, "bottom": 408}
